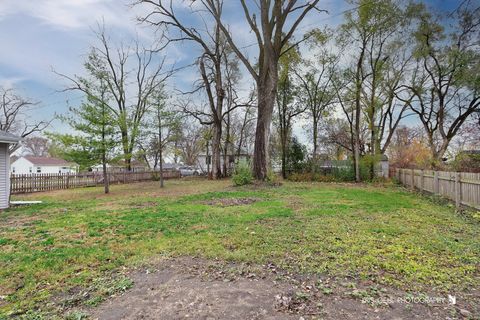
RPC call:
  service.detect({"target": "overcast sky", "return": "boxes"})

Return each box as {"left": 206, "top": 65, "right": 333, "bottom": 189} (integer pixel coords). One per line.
{"left": 0, "top": 0, "right": 457, "bottom": 137}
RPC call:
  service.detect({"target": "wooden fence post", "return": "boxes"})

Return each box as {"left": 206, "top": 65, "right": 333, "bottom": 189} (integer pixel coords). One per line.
{"left": 433, "top": 171, "right": 439, "bottom": 195}
{"left": 411, "top": 169, "right": 415, "bottom": 190}
{"left": 455, "top": 172, "right": 461, "bottom": 209}
{"left": 420, "top": 169, "right": 425, "bottom": 192}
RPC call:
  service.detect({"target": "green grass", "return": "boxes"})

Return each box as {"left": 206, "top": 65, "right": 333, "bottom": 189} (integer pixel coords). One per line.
{"left": 0, "top": 180, "right": 479, "bottom": 318}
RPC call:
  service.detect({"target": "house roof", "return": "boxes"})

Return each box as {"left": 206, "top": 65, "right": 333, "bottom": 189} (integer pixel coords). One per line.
{"left": 162, "top": 163, "right": 181, "bottom": 169}
{"left": 92, "top": 159, "right": 149, "bottom": 168}
{"left": 21, "top": 156, "right": 78, "bottom": 167}
{"left": 0, "top": 131, "right": 22, "bottom": 144}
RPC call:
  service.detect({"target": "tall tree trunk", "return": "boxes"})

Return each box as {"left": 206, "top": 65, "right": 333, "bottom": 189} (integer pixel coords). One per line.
{"left": 199, "top": 53, "right": 224, "bottom": 180}
{"left": 206, "top": 139, "right": 211, "bottom": 179}
{"left": 253, "top": 64, "right": 277, "bottom": 180}
{"left": 159, "top": 149, "right": 164, "bottom": 188}
{"left": 368, "top": 69, "right": 378, "bottom": 181}
{"left": 102, "top": 155, "right": 109, "bottom": 194}
{"left": 237, "top": 107, "right": 250, "bottom": 158}
{"left": 212, "top": 124, "right": 222, "bottom": 179}
{"left": 354, "top": 45, "right": 366, "bottom": 183}
{"left": 370, "top": 126, "right": 375, "bottom": 180}
{"left": 120, "top": 131, "right": 132, "bottom": 172}
{"left": 101, "top": 103, "right": 109, "bottom": 194}
{"left": 223, "top": 112, "right": 231, "bottom": 176}
{"left": 158, "top": 113, "right": 164, "bottom": 188}
{"left": 312, "top": 118, "right": 318, "bottom": 174}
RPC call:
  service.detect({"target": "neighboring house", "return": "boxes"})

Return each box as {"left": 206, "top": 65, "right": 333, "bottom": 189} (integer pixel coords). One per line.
{"left": 0, "top": 131, "right": 22, "bottom": 209}
{"left": 90, "top": 160, "right": 149, "bottom": 173}
{"left": 10, "top": 156, "right": 79, "bottom": 174}
{"left": 196, "top": 151, "right": 251, "bottom": 174}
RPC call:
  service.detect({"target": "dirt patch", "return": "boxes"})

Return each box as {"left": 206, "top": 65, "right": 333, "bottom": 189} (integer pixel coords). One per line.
{"left": 0, "top": 214, "right": 41, "bottom": 229}
{"left": 85, "top": 257, "right": 475, "bottom": 320}
{"left": 202, "top": 197, "right": 260, "bottom": 207}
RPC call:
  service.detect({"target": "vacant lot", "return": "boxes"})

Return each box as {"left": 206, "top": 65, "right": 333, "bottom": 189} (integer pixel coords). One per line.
{"left": 1, "top": 180, "right": 479, "bottom": 319}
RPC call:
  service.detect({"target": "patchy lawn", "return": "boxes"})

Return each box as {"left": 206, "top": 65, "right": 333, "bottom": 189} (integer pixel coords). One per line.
{"left": 0, "top": 179, "right": 479, "bottom": 319}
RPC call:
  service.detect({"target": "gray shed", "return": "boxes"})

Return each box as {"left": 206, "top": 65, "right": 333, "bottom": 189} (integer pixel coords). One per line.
{"left": 0, "top": 131, "right": 22, "bottom": 209}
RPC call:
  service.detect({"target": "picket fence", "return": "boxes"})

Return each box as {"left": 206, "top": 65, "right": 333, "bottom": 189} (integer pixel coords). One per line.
{"left": 10, "top": 170, "right": 180, "bottom": 194}
{"left": 395, "top": 168, "right": 480, "bottom": 210}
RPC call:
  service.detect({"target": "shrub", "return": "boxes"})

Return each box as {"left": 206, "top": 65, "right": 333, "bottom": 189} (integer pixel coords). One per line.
{"left": 331, "top": 165, "right": 355, "bottom": 181}
{"left": 288, "top": 172, "right": 337, "bottom": 182}
{"left": 232, "top": 161, "right": 253, "bottom": 186}
{"left": 285, "top": 137, "right": 308, "bottom": 173}
{"left": 266, "top": 168, "right": 282, "bottom": 186}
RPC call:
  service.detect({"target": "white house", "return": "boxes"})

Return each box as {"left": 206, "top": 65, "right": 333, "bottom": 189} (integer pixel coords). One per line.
{"left": 10, "top": 156, "right": 79, "bottom": 174}
{"left": 0, "top": 131, "right": 22, "bottom": 209}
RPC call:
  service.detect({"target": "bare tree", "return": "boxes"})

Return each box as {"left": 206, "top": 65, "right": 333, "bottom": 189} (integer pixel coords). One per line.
{"left": 0, "top": 87, "right": 49, "bottom": 151}
{"left": 205, "top": 0, "right": 324, "bottom": 179}
{"left": 178, "top": 121, "right": 204, "bottom": 166}
{"left": 57, "top": 26, "right": 173, "bottom": 171}
{"left": 232, "top": 90, "right": 257, "bottom": 159}
{"left": 138, "top": 0, "right": 323, "bottom": 180}
{"left": 275, "top": 45, "right": 305, "bottom": 178}
{"left": 22, "top": 136, "right": 50, "bottom": 157}
{"left": 337, "top": 0, "right": 416, "bottom": 181}
{"left": 358, "top": 1, "right": 416, "bottom": 179}
{"left": 406, "top": 4, "right": 480, "bottom": 165}
{"left": 139, "top": 0, "right": 238, "bottom": 179}
{"left": 294, "top": 30, "right": 338, "bottom": 165}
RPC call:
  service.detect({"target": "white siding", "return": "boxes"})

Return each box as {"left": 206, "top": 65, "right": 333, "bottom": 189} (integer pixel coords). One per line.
{"left": 10, "top": 157, "right": 76, "bottom": 174}
{"left": 10, "top": 157, "right": 34, "bottom": 174}
{"left": 0, "top": 143, "right": 9, "bottom": 209}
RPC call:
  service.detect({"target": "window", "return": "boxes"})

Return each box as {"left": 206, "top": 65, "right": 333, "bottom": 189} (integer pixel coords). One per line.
{"left": 12, "top": 167, "right": 15, "bottom": 173}
{"left": 29, "top": 167, "right": 32, "bottom": 173}
{"left": 36, "top": 167, "right": 41, "bottom": 173}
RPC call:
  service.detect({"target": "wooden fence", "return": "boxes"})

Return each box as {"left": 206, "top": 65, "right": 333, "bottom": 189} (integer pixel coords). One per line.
{"left": 395, "top": 168, "right": 480, "bottom": 210}
{"left": 10, "top": 171, "right": 180, "bottom": 194}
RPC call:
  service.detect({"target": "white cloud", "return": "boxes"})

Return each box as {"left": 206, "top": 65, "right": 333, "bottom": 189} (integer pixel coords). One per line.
{"left": 0, "top": 76, "right": 25, "bottom": 89}
{"left": 1, "top": 0, "right": 130, "bottom": 30}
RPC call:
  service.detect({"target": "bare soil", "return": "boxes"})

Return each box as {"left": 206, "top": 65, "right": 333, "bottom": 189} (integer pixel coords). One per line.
{"left": 88, "top": 257, "right": 472, "bottom": 320}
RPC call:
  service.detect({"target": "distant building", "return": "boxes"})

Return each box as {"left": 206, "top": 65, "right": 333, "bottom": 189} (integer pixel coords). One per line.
{"left": 10, "top": 156, "right": 79, "bottom": 174}
{"left": 0, "top": 131, "right": 22, "bottom": 209}
{"left": 196, "top": 151, "right": 251, "bottom": 174}
{"left": 90, "top": 159, "right": 149, "bottom": 173}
